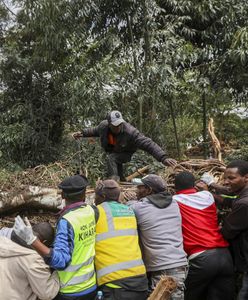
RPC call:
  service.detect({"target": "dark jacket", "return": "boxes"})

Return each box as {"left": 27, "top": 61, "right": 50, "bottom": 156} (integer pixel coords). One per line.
{"left": 221, "top": 186, "right": 248, "bottom": 272}
{"left": 82, "top": 120, "right": 167, "bottom": 162}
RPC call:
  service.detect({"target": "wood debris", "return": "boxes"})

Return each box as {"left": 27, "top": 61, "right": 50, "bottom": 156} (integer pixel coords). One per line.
{"left": 0, "top": 159, "right": 226, "bottom": 227}
{"left": 148, "top": 276, "right": 177, "bottom": 300}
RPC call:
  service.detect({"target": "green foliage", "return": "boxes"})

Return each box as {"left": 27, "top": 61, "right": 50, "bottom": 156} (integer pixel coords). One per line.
{"left": 0, "top": 0, "right": 248, "bottom": 176}
{"left": 226, "top": 146, "right": 248, "bottom": 162}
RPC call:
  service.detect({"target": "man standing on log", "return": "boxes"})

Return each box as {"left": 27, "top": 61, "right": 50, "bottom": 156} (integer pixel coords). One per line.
{"left": 13, "top": 175, "right": 98, "bottom": 300}
{"left": 72, "top": 110, "right": 177, "bottom": 181}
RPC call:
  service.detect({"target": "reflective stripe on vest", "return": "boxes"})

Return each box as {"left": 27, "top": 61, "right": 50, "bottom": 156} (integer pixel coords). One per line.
{"left": 63, "top": 255, "right": 94, "bottom": 272}
{"left": 221, "top": 194, "right": 238, "bottom": 199}
{"left": 95, "top": 201, "right": 146, "bottom": 286}
{"left": 97, "top": 259, "right": 144, "bottom": 278}
{"left": 96, "top": 202, "right": 138, "bottom": 242}
{"left": 58, "top": 205, "right": 96, "bottom": 294}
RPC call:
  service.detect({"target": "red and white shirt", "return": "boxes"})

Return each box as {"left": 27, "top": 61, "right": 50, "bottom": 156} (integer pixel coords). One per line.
{"left": 173, "top": 188, "right": 228, "bottom": 256}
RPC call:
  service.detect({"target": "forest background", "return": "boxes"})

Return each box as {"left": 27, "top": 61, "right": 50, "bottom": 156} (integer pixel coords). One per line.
{"left": 0, "top": 0, "right": 248, "bottom": 183}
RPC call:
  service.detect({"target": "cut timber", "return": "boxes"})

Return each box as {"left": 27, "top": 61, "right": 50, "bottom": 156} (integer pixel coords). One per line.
{"left": 148, "top": 276, "right": 177, "bottom": 300}
{"left": 208, "top": 118, "right": 222, "bottom": 162}
{"left": 0, "top": 186, "right": 62, "bottom": 215}
{"left": 125, "top": 165, "right": 149, "bottom": 182}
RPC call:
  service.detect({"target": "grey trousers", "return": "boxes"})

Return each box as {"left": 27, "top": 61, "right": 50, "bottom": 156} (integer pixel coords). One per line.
{"left": 106, "top": 152, "right": 132, "bottom": 181}
{"left": 148, "top": 266, "right": 188, "bottom": 300}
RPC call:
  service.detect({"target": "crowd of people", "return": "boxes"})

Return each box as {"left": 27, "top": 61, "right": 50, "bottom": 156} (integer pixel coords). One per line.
{"left": 0, "top": 111, "right": 248, "bottom": 300}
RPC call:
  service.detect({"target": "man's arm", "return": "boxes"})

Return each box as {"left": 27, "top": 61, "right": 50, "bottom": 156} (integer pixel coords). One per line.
{"left": 43, "top": 219, "right": 74, "bottom": 270}
{"left": 72, "top": 120, "right": 107, "bottom": 139}
{"left": 14, "top": 216, "right": 74, "bottom": 270}
{"left": 131, "top": 129, "right": 177, "bottom": 166}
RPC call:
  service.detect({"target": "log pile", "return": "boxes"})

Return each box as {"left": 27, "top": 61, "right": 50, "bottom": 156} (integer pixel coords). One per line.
{"left": 0, "top": 159, "right": 226, "bottom": 227}
{"left": 160, "top": 158, "right": 226, "bottom": 193}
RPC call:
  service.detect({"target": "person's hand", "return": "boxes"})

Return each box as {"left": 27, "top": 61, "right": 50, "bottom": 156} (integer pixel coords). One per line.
{"left": 13, "top": 216, "right": 37, "bottom": 245}
{"left": 162, "top": 158, "right": 177, "bottom": 167}
{"left": 195, "top": 180, "right": 209, "bottom": 191}
{"left": 200, "top": 172, "right": 215, "bottom": 186}
{"left": 72, "top": 131, "right": 83, "bottom": 139}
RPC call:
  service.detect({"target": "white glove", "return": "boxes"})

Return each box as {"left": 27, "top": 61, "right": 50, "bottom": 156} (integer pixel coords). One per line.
{"left": 13, "top": 216, "right": 37, "bottom": 245}
{"left": 200, "top": 172, "right": 215, "bottom": 186}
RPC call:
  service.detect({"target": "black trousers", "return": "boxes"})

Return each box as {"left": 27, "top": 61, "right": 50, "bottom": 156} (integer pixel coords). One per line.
{"left": 185, "top": 248, "right": 235, "bottom": 300}
{"left": 53, "top": 290, "right": 96, "bottom": 300}
{"left": 106, "top": 152, "right": 132, "bottom": 180}
{"left": 100, "top": 285, "right": 147, "bottom": 300}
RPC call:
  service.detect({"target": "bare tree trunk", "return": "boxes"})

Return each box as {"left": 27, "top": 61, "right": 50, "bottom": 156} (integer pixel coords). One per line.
{"left": 139, "top": 97, "right": 143, "bottom": 132}
{"left": 126, "top": 13, "right": 138, "bottom": 76}
{"left": 168, "top": 96, "right": 181, "bottom": 159}
{"left": 202, "top": 92, "right": 208, "bottom": 159}
{"left": 141, "top": 0, "right": 152, "bottom": 67}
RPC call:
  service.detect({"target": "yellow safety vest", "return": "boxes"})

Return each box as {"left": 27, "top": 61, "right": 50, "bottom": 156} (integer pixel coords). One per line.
{"left": 58, "top": 205, "right": 96, "bottom": 294}
{"left": 95, "top": 201, "right": 146, "bottom": 286}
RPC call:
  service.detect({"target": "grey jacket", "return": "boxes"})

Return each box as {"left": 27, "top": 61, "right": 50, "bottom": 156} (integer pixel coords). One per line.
{"left": 82, "top": 120, "right": 167, "bottom": 162}
{"left": 130, "top": 192, "right": 187, "bottom": 272}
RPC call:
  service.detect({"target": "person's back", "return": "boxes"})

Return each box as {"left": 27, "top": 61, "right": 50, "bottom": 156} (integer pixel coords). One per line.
{"left": 131, "top": 195, "right": 187, "bottom": 271}
{"left": 130, "top": 174, "right": 187, "bottom": 299}
{"left": 173, "top": 190, "right": 228, "bottom": 255}
{"left": 174, "top": 171, "right": 234, "bottom": 300}
{"left": 0, "top": 236, "right": 59, "bottom": 300}
{"left": 94, "top": 180, "right": 148, "bottom": 300}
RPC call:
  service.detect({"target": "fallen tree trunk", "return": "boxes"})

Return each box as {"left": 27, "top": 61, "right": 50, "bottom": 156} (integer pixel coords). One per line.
{"left": 0, "top": 186, "right": 62, "bottom": 215}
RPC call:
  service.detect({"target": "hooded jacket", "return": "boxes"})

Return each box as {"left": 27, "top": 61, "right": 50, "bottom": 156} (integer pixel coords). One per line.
{"left": 0, "top": 236, "right": 60, "bottom": 300}
{"left": 82, "top": 120, "right": 167, "bottom": 162}
{"left": 130, "top": 192, "right": 187, "bottom": 272}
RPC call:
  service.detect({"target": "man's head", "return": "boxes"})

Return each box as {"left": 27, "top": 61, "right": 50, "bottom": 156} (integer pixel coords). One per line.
{"left": 174, "top": 171, "right": 195, "bottom": 192}
{"left": 224, "top": 160, "right": 248, "bottom": 193}
{"left": 11, "top": 221, "right": 54, "bottom": 248}
{"left": 58, "top": 174, "right": 89, "bottom": 203}
{"left": 133, "top": 174, "right": 167, "bottom": 200}
{"left": 33, "top": 222, "right": 55, "bottom": 247}
{"left": 95, "top": 179, "right": 121, "bottom": 205}
{"left": 107, "top": 111, "right": 125, "bottom": 135}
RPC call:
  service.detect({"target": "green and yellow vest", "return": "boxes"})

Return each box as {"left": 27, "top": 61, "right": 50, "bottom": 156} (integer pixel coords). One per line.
{"left": 95, "top": 201, "right": 146, "bottom": 286}
{"left": 58, "top": 205, "right": 96, "bottom": 294}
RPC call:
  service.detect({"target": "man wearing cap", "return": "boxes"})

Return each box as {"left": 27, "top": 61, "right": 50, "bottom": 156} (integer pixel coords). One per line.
{"left": 94, "top": 179, "right": 148, "bottom": 300}
{"left": 130, "top": 174, "right": 188, "bottom": 299}
{"left": 13, "top": 174, "right": 98, "bottom": 300}
{"left": 72, "top": 110, "right": 177, "bottom": 181}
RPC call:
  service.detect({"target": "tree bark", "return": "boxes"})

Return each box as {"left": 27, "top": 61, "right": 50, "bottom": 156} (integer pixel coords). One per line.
{"left": 168, "top": 96, "right": 181, "bottom": 159}
{"left": 0, "top": 186, "right": 62, "bottom": 215}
